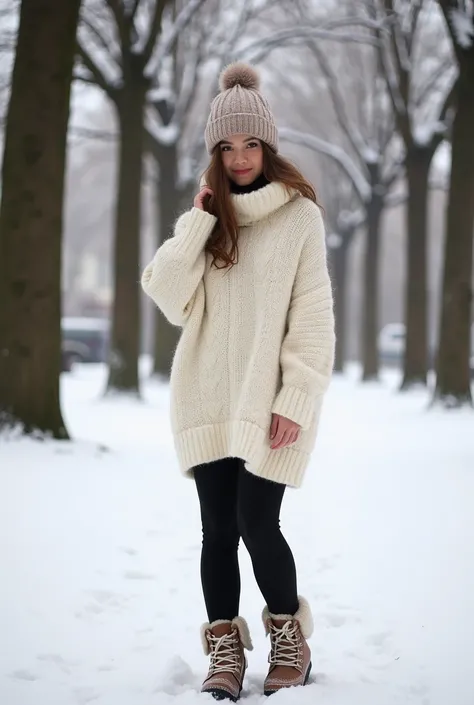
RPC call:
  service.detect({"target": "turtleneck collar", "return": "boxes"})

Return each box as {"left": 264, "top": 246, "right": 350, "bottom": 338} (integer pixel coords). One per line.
{"left": 231, "top": 181, "right": 297, "bottom": 226}
{"left": 229, "top": 172, "right": 270, "bottom": 194}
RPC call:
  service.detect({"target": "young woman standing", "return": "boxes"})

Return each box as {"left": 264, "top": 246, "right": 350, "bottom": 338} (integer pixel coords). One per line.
{"left": 141, "top": 63, "right": 335, "bottom": 701}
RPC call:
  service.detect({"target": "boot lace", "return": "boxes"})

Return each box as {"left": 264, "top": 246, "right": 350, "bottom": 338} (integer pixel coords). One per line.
{"left": 208, "top": 629, "right": 241, "bottom": 676}
{"left": 269, "top": 620, "right": 302, "bottom": 668}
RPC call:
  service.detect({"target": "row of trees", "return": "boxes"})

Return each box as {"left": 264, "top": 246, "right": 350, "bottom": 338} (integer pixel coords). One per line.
{"left": 279, "top": 0, "right": 473, "bottom": 406}
{"left": 0, "top": 0, "right": 473, "bottom": 440}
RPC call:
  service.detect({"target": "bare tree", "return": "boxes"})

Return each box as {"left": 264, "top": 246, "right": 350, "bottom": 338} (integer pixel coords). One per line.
{"left": 0, "top": 0, "right": 82, "bottom": 437}
{"left": 433, "top": 0, "right": 474, "bottom": 407}
{"left": 321, "top": 165, "right": 363, "bottom": 372}
{"left": 279, "top": 13, "right": 401, "bottom": 381}
{"left": 76, "top": 0, "right": 207, "bottom": 396}
{"left": 371, "top": 0, "right": 457, "bottom": 389}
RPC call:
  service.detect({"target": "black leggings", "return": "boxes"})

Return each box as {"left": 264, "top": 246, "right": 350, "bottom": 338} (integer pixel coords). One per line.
{"left": 194, "top": 457, "right": 299, "bottom": 623}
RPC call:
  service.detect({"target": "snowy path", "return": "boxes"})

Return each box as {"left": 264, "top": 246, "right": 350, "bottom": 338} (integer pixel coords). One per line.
{"left": 1, "top": 365, "right": 473, "bottom": 705}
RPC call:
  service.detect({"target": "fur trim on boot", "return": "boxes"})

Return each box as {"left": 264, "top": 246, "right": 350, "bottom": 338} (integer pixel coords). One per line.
{"left": 201, "top": 617, "right": 253, "bottom": 655}
{"left": 262, "top": 595, "right": 313, "bottom": 639}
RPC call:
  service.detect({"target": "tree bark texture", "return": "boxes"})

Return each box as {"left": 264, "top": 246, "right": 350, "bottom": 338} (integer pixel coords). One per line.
{"left": 152, "top": 143, "right": 182, "bottom": 378}
{"left": 401, "top": 146, "right": 433, "bottom": 389}
{"left": 106, "top": 58, "right": 148, "bottom": 395}
{"left": 330, "top": 238, "right": 351, "bottom": 373}
{"left": 362, "top": 194, "right": 383, "bottom": 381}
{"left": 0, "top": 0, "right": 81, "bottom": 437}
{"left": 434, "top": 48, "right": 474, "bottom": 407}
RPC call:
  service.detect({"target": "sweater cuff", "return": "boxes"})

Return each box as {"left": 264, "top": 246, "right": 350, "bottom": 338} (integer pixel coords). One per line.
{"left": 271, "top": 386, "right": 315, "bottom": 430}
{"left": 173, "top": 207, "right": 217, "bottom": 259}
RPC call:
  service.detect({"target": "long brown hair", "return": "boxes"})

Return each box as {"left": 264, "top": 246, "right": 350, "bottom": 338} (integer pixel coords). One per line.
{"left": 202, "top": 143, "right": 320, "bottom": 270}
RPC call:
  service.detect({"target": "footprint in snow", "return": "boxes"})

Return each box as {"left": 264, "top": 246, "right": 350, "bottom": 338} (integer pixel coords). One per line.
{"left": 118, "top": 545, "right": 139, "bottom": 556}
{"left": 154, "top": 656, "right": 200, "bottom": 696}
{"left": 73, "top": 686, "right": 101, "bottom": 704}
{"left": 37, "top": 653, "right": 77, "bottom": 673}
{"left": 9, "top": 669, "right": 39, "bottom": 682}
{"left": 123, "top": 569, "right": 156, "bottom": 580}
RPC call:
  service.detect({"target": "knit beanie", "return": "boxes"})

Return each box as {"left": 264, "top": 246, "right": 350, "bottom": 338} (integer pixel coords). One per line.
{"left": 205, "top": 63, "right": 279, "bottom": 154}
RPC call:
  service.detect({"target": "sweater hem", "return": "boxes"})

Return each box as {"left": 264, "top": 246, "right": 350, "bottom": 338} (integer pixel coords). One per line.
{"left": 174, "top": 419, "right": 310, "bottom": 488}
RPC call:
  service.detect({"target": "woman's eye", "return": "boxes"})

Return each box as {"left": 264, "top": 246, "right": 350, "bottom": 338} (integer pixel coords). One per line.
{"left": 247, "top": 142, "right": 258, "bottom": 148}
{"left": 221, "top": 145, "right": 231, "bottom": 152}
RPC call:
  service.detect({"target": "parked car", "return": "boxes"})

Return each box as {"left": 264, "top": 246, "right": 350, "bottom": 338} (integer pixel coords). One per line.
{"left": 61, "top": 317, "right": 110, "bottom": 371}
{"left": 377, "top": 322, "right": 406, "bottom": 366}
{"left": 378, "top": 322, "right": 474, "bottom": 376}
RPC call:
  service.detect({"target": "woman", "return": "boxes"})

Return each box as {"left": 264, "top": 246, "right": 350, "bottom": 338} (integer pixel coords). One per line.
{"left": 141, "top": 63, "right": 335, "bottom": 701}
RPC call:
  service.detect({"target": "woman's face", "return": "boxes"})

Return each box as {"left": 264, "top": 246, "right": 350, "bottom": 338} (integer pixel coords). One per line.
{"left": 220, "top": 134, "right": 264, "bottom": 186}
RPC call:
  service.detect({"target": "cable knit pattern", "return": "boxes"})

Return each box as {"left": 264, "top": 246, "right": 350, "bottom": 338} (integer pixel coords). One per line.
{"left": 141, "top": 182, "right": 335, "bottom": 488}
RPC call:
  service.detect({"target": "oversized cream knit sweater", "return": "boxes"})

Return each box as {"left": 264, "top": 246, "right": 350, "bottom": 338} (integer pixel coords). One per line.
{"left": 141, "top": 181, "right": 335, "bottom": 488}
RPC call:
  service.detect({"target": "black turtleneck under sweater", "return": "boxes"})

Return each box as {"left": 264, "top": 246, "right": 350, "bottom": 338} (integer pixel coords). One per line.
{"left": 229, "top": 173, "right": 270, "bottom": 195}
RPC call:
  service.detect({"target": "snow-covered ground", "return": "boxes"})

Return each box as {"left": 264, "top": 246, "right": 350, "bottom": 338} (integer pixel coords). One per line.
{"left": 1, "top": 364, "right": 473, "bottom": 705}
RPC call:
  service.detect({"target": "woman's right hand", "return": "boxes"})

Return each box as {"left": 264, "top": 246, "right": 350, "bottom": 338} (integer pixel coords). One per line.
{"left": 194, "top": 187, "right": 213, "bottom": 211}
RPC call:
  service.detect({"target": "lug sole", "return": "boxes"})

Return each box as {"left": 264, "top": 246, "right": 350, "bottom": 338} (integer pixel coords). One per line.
{"left": 264, "top": 661, "right": 312, "bottom": 697}
{"left": 202, "top": 686, "right": 241, "bottom": 702}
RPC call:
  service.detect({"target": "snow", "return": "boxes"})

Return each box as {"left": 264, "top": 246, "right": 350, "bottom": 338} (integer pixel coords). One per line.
{"left": 62, "top": 317, "right": 109, "bottom": 332}
{"left": 1, "top": 362, "right": 474, "bottom": 705}
{"left": 337, "top": 208, "right": 365, "bottom": 230}
{"left": 361, "top": 146, "right": 380, "bottom": 165}
{"left": 146, "top": 117, "right": 180, "bottom": 147}
{"left": 413, "top": 121, "right": 446, "bottom": 147}
{"left": 326, "top": 232, "right": 343, "bottom": 249}
{"left": 450, "top": 3, "right": 474, "bottom": 49}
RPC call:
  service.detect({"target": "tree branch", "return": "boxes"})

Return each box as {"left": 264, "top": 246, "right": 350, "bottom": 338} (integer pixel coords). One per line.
{"left": 236, "top": 26, "right": 381, "bottom": 64}
{"left": 385, "top": 190, "right": 407, "bottom": 208}
{"left": 439, "top": 0, "right": 474, "bottom": 61}
{"left": 81, "top": 15, "right": 121, "bottom": 65}
{"left": 430, "top": 73, "right": 459, "bottom": 150}
{"left": 291, "top": 0, "right": 371, "bottom": 168}
{"left": 76, "top": 40, "right": 116, "bottom": 98}
{"left": 128, "top": 0, "right": 141, "bottom": 22}
{"left": 104, "top": 0, "right": 129, "bottom": 52}
{"left": 172, "top": 39, "right": 201, "bottom": 131}
{"left": 439, "top": 73, "right": 459, "bottom": 123}
{"left": 383, "top": 154, "right": 405, "bottom": 190}
{"left": 219, "top": 0, "right": 257, "bottom": 66}
{"left": 142, "top": 0, "right": 168, "bottom": 65}
{"left": 146, "top": 0, "right": 207, "bottom": 77}
{"left": 373, "top": 2, "right": 410, "bottom": 142}
{"left": 414, "top": 55, "right": 456, "bottom": 108}
{"left": 407, "top": 0, "right": 425, "bottom": 54}
{"left": 69, "top": 125, "right": 118, "bottom": 141}
{"left": 305, "top": 40, "right": 369, "bottom": 168}
{"left": 279, "top": 127, "right": 371, "bottom": 203}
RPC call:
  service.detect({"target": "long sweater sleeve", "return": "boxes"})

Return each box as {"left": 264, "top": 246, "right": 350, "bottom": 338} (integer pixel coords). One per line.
{"left": 141, "top": 207, "right": 217, "bottom": 327}
{"left": 271, "top": 206, "right": 335, "bottom": 430}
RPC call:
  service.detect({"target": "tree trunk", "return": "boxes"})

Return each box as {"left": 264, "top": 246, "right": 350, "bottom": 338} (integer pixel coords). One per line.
{"left": 400, "top": 146, "right": 432, "bottom": 390}
{"left": 106, "top": 62, "right": 147, "bottom": 396}
{"left": 0, "top": 0, "right": 80, "bottom": 437}
{"left": 362, "top": 194, "right": 383, "bottom": 381}
{"left": 331, "top": 240, "right": 350, "bottom": 373}
{"left": 152, "top": 143, "right": 182, "bottom": 378}
{"left": 434, "top": 50, "right": 474, "bottom": 407}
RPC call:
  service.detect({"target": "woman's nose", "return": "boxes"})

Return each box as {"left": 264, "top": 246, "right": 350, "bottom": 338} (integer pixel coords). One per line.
{"left": 234, "top": 151, "right": 248, "bottom": 164}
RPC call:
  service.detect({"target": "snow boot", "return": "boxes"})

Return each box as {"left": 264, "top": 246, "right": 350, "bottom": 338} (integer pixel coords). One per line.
{"left": 200, "top": 616, "right": 253, "bottom": 701}
{"left": 262, "top": 596, "right": 313, "bottom": 696}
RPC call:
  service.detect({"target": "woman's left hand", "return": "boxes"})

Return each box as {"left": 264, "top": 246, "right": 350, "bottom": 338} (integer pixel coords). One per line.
{"left": 269, "top": 413, "right": 301, "bottom": 449}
